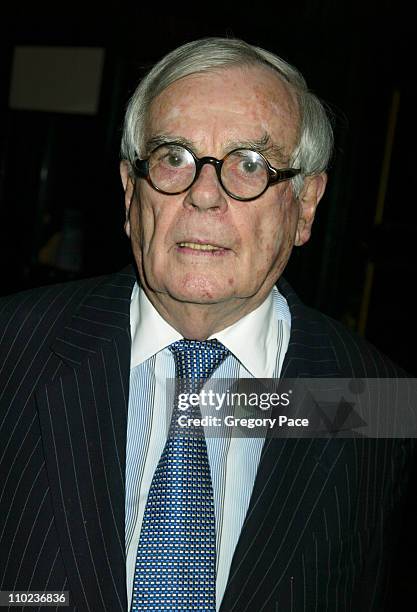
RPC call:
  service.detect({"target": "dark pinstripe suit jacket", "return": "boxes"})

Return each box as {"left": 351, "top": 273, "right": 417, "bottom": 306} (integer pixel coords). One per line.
{"left": 0, "top": 265, "right": 414, "bottom": 612}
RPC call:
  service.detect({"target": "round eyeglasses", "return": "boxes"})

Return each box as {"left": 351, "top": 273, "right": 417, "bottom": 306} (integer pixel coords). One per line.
{"left": 133, "top": 143, "right": 301, "bottom": 202}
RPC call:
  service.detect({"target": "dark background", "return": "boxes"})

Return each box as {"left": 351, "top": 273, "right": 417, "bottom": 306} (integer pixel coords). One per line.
{"left": 0, "top": 1, "right": 416, "bottom": 606}
{"left": 1, "top": 2, "right": 415, "bottom": 375}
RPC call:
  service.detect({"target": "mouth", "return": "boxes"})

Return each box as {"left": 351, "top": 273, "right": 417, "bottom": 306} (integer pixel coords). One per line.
{"left": 176, "top": 241, "right": 230, "bottom": 256}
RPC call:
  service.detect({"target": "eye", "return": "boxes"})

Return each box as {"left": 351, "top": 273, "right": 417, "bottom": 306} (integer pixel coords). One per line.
{"left": 165, "top": 150, "right": 187, "bottom": 168}
{"left": 222, "top": 149, "right": 268, "bottom": 182}
{"left": 227, "top": 150, "right": 267, "bottom": 179}
{"left": 239, "top": 158, "right": 263, "bottom": 174}
{"left": 154, "top": 145, "right": 192, "bottom": 170}
{"left": 148, "top": 144, "right": 196, "bottom": 192}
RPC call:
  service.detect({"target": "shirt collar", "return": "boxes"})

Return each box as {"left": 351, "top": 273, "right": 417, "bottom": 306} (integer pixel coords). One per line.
{"left": 130, "top": 283, "right": 290, "bottom": 378}
{"left": 130, "top": 283, "right": 182, "bottom": 367}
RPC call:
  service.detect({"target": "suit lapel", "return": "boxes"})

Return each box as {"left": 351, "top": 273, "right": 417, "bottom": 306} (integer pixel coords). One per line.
{"left": 220, "top": 278, "right": 344, "bottom": 612}
{"left": 36, "top": 267, "right": 136, "bottom": 612}
{"left": 34, "top": 267, "right": 344, "bottom": 611}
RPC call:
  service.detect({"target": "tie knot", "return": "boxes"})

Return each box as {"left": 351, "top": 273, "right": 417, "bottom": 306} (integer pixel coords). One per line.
{"left": 168, "top": 339, "right": 229, "bottom": 381}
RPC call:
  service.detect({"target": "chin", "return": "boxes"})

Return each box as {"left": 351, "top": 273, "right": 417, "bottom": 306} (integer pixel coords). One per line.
{"left": 167, "top": 275, "right": 234, "bottom": 304}
{"left": 169, "top": 288, "right": 229, "bottom": 305}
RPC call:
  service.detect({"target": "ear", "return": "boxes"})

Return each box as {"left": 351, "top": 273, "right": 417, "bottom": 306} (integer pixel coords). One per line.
{"left": 294, "top": 172, "right": 327, "bottom": 246}
{"left": 120, "top": 160, "right": 136, "bottom": 238}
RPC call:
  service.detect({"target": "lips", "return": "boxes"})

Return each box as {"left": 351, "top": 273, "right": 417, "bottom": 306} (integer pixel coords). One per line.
{"left": 177, "top": 241, "right": 223, "bottom": 251}
{"left": 176, "top": 236, "right": 231, "bottom": 252}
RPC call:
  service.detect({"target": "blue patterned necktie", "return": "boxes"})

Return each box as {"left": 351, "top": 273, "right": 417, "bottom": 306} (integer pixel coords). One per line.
{"left": 131, "top": 339, "right": 230, "bottom": 611}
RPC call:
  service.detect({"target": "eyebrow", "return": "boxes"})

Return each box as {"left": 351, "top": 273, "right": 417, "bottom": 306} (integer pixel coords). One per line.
{"left": 144, "top": 132, "right": 288, "bottom": 165}
{"left": 145, "top": 134, "right": 194, "bottom": 152}
{"left": 224, "top": 134, "right": 287, "bottom": 164}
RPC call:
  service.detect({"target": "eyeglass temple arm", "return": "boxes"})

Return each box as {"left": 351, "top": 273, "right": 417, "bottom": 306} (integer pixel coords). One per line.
{"left": 133, "top": 158, "right": 149, "bottom": 177}
{"left": 269, "top": 168, "right": 302, "bottom": 184}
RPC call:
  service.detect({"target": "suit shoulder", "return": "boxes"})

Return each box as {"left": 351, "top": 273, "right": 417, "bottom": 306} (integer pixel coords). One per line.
{"left": 310, "top": 306, "right": 406, "bottom": 377}
{"left": 0, "top": 273, "right": 109, "bottom": 354}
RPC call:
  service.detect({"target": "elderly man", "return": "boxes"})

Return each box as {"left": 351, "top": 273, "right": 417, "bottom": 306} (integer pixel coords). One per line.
{"left": 0, "top": 37, "right": 413, "bottom": 612}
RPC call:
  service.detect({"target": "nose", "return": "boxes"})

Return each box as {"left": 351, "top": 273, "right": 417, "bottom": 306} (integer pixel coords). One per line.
{"left": 183, "top": 163, "right": 228, "bottom": 212}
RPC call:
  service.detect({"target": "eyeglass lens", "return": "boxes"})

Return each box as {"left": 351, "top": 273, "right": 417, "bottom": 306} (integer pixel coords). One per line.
{"left": 147, "top": 144, "right": 269, "bottom": 199}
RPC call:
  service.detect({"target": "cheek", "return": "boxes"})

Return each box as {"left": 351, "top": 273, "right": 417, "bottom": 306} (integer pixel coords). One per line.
{"left": 130, "top": 189, "right": 167, "bottom": 254}
{"left": 247, "top": 196, "right": 298, "bottom": 271}
{"left": 128, "top": 201, "right": 144, "bottom": 253}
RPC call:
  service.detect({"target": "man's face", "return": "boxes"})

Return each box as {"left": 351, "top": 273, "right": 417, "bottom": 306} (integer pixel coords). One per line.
{"left": 122, "top": 65, "right": 323, "bottom": 310}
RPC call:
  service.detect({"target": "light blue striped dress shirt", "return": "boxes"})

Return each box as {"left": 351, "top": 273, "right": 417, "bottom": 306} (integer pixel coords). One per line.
{"left": 126, "top": 284, "right": 291, "bottom": 610}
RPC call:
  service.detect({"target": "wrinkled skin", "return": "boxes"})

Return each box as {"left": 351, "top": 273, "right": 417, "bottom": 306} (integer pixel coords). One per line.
{"left": 121, "top": 65, "right": 327, "bottom": 339}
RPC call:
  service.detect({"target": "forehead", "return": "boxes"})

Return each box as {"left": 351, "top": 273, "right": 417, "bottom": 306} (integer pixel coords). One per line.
{"left": 146, "top": 65, "right": 300, "bottom": 154}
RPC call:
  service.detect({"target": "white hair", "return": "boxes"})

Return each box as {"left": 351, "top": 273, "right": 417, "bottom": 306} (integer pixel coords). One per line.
{"left": 120, "top": 37, "right": 333, "bottom": 196}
